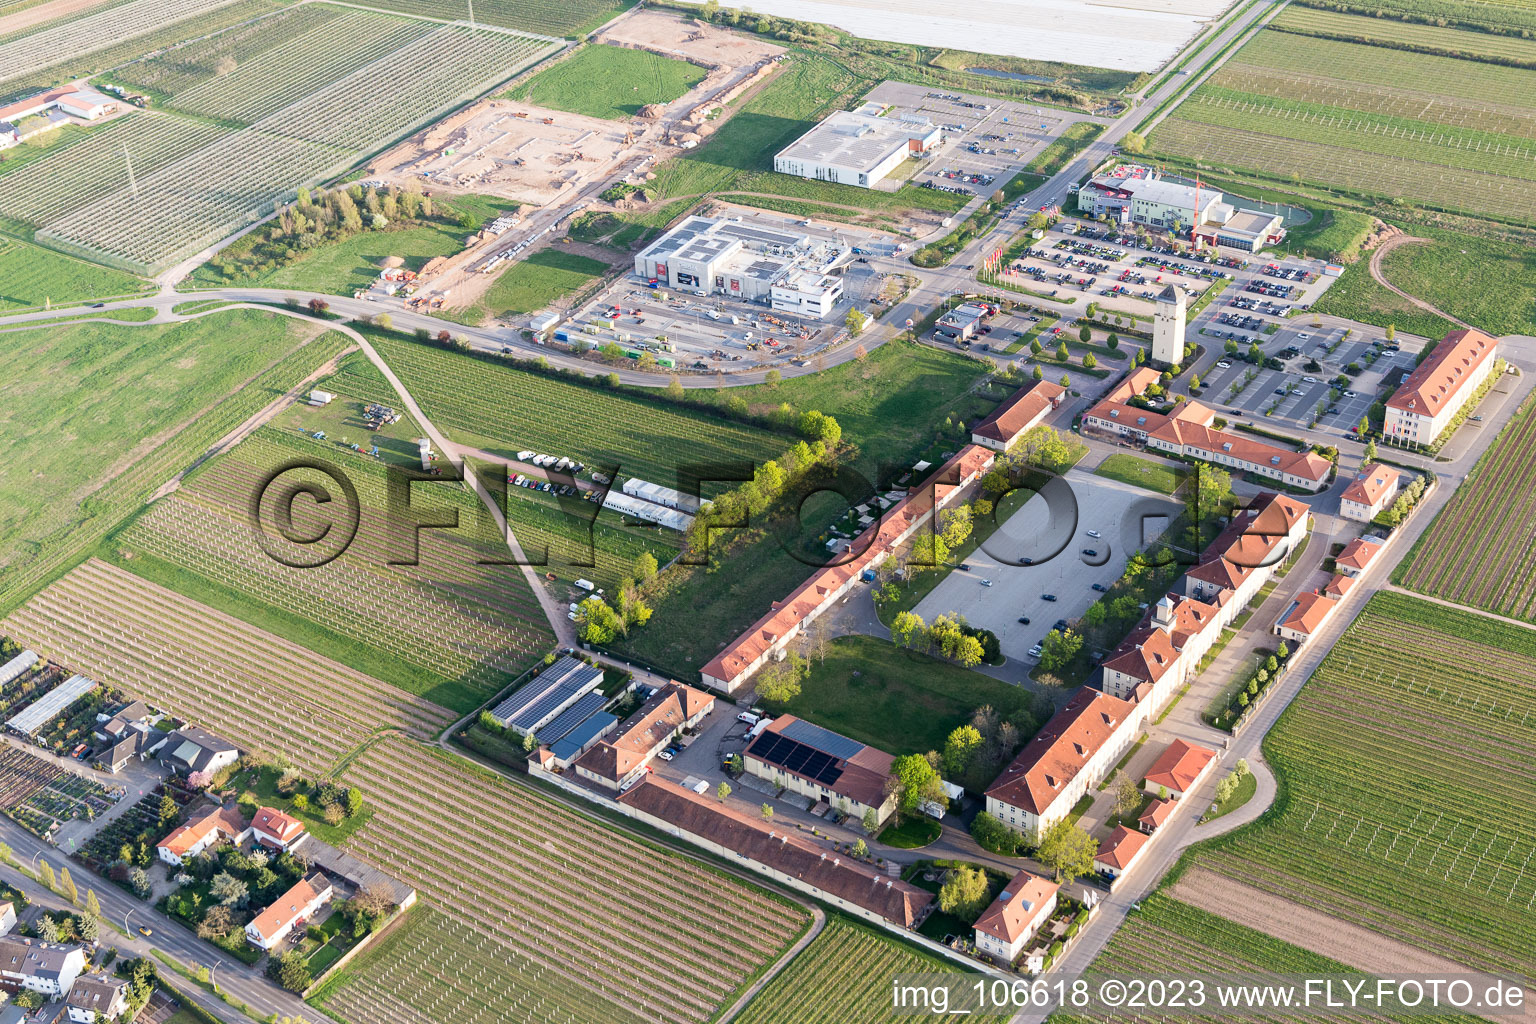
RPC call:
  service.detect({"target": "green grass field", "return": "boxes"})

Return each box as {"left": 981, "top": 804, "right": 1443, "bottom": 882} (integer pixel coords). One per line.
{"left": 0, "top": 310, "right": 351, "bottom": 616}
{"left": 472, "top": 248, "right": 610, "bottom": 322}
{"left": 733, "top": 917, "right": 1007, "bottom": 1024}
{"left": 1026, "top": 121, "right": 1104, "bottom": 176}
{"left": 1308, "top": 260, "right": 1459, "bottom": 341}
{"left": 1374, "top": 226, "right": 1536, "bottom": 337}
{"left": 508, "top": 43, "right": 706, "bottom": 120}
{"left": 1094, "top": 453, "right": 1185, "bottom": 494}
{"left": 0, "top": 236, "right": 150, "bottom": 309}
{"left": 1185, "top": 592, "right": 1536, "bottom": 980}
{"left": 763, "top": 635, "right": 1043, "bottom": 757}
{"left": 188, "top": 195, "right": 510, "bottom": 295}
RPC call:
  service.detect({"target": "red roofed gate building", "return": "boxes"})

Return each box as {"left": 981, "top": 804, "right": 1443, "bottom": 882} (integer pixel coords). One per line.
{"left": 1384, "top": 329, "right": 1497, "bottom": 445}
{"left": 970, "top": 380, "right": 1064, "bottom": 451}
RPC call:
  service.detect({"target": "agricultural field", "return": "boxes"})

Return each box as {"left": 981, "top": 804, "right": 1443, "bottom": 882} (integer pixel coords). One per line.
{"left": 1271, "top": 6, "right": 1536, "bottom": 63}
{"left": 1054, "top": 893, "right": 1473, "bottom": 1024}
{"left": 508, "top": 44, "right": 707, "bottom": 121}
{"left": 0, "top": 310, "right": 351, "bottom": 616}
{"left": 1185, "top": 592, "right": 1536, "bottom": 980}
{"left": 0, "top": 745, "right": 119, "bottom": 841}
{"left": 359, "top": 331, "right": 793, "bottom": 485}
{"left": 0, "top": 236, "right": 150, "bottom": 309}
{"left": 0, "top": 0, "right": 243, "bottom": 86}
{"left": 338, "top": 0, "right": 632, "bottom": 36}
{"left": 457, "top": 248, "right": 610, "bottom": 324}
{"left": 1282, "top": 0, "right": 1536, "bottom": 38}
{"left": 1398, "top": 393, "right": 1536, "bottom": 615}
{"left": 1149, "top": 27, "right": 1536, "bottom": 223}
{"left": 113, "top": 426, "right": 556, "bottom": 712}
{"left": 1, "top": 559, "right": 458, "bottom": 774}
{"left": 12, "top": 2, "right": 560, "bottom": 274}
{"left": 734, "top": 918, "right": 1006, "bottom": 1024}
{"left": 318, "top": 736, "right": 809, "bottom": 1024}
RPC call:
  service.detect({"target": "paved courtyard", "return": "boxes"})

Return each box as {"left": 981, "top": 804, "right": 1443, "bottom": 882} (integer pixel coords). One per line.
{"left": 914, "top": 469, "right": 1184, "bottom": 661}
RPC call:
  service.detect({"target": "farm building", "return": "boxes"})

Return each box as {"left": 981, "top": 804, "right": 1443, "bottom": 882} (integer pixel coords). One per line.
{"left": 743, "top": 716, "right": 897, "bottom": 827}
{"left": 0, "top": 122, "right": 17, "bottom": 150}
{"left": 617, "top": 775, "right": 933, "bottom": 928}
{"left": 574, "top": 682, "right": 714, "bottom": 791}
{"left": 0, "top": 937, "right": 86, "bottom": 998}
{"left": 1094, "top": 825, "right": 1150, "bottom": 882}
{"left": 157, "top": 803, "right": 248, "bottom": 865}
{"left": 0, "top": 650, "right": 38, "bottom": 689}
{"left": 0, "top": 85, "right": 116, "bottom": 126}
{"left": 621, "top": 478, "right": 701, "bottom": 513}
{"left": 1385, "top": 329, "right": 1498, "bottom": 445}
{"left": 633, "top": 216, "right": 847, "bottom": 318}
{"left": 601, "top": 490, "right": 693, "bottom": 532}
{"left": 773, "top": 106, "right": 941, "bottom": 188}
{"left": 65, "top": 975, "right": 130, "bottom": 1024}
{"left": 245, "top": 872, "right": 334, "bottom": 951}
{"left": 972, "top": 869, "right": 1059, "bottom": 963}
{"left": 158, "top": 724, "right": 238, "bottom": 775}
{"left": 970, "top": 379, "right": 1065, "bottom": 451}
{"left": 532, "top": 690, "right": 617, "bottom": 769}
{"left": 1339, "top": 463, "right": 1400, "bottom": 522}
{"left": 1141, "top": 739, "right": 1217, "bottom": 800}
{"left": 5, "top": 673, "right": 95, "bottom": 737}
{"left": 487, "top": 656, "right": 603, "bottom": 735}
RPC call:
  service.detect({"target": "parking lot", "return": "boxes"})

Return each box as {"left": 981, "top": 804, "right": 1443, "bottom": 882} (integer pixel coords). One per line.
{"left": 914, "top": 470, "right": 1184, "bottom": 662}
{"left": 863, "top": 81, "right": 1096, "bottom": 197}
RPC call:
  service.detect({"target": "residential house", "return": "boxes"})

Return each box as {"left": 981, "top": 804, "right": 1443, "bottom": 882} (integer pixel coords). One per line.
{"left": 0, "top": 937, "right": 86, "bottom": 997}
{"left": 0, "top": 903, "right": 15, "bottom": 936}
{"left": 972, "top": 870, "right": 1059, "bottom": 963}
{"left": 701, "top": 445, "right": 995, "bottom": 691}
{"left": 250, "top": 807, "right": 307, "bottom": 853}
{"left": 157, "top": 804, "right": 247, "bottom": 866}
{"left": 574, "top": 682, "right": 715, "bottom": 791}
{"left": 1339, "top": 463, "right": 1400, "bottom": 522}
{"left": 65, "top": 974, "right": 131, "bottom": 1022}
{"left": 245, "top": 873, "right": 334, "bottom": 950}
{"left": 1141, "top": 739, "right": 1217, "bottom": 800}
{"left": 0, "top": 122, "right": 17, "bottom": 150}
{"left": 1385, "top": 329, "right": 1497, "bottom": 445}
{"left": 617, "top": 776, "right": 932, "bottom": 928}
{"left": 1138, "top": 798, "right": 1173, "bottom": 834}
{"left": 1094, "top": 825, "right": 1150, "bottom": 881}
{"left": 1322, "top": 574, "right": 1354, "bottom": 600}
{"left": 970, "top": 380, "right": 1065, "bottom": 452}
{"left": 743, "top": 716, "right": 897, "bottom": 827}
{"left": 1274, "top": 590, "right": 1341, "bottom": 645}
{"left": 1335, "top": 535, "right": 1384, "bottom": 578}
{"left": 99, "top": 729, "right": 163, "bottom": 774}
{"left": 157, "top": 725, "right": 238, "bottom": 776}
{"left": 93, "top": 701, "right": 153, "bottom": 744}
{"left": 985, "top": 689, "right": 1141, "bottom": 843}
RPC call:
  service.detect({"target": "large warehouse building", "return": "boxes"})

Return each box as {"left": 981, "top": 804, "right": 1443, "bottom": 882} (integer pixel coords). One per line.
{"left": 633, "top": 216, "right": 847, "bottom": 318}
{"left": 773, "top": 104, "right": 942, "bottom": 188}
{"left": 1078, "top": 165, "right": 1285, "bottom": 252}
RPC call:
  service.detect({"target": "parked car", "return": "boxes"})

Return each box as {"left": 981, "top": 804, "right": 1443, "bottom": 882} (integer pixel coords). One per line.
{"left": 980, "top": 579, "right": 994, "bottom": 587}
{"left": 1092, "top": 583, "right": 1108, "bottom": 592}
{"left": 1028, "top": 645, "right": 1044, "bottom": 658}
{"left": 1017, "top": 616, "right": 1031, "bottom": 624}
{"left": 957, "top": 563, "right": 971, "bottom": 571}
{"left": 1042, "top": 593, "right": 1058, "bottom": 601}
{"left": 1082, "top": 548, "right": 1097, "bottom": 556}
{"left": 1086, "top": 529, "right": 1101, "bottom": 538}
{"left": 657, "top": 750, "right": 674, "bottom": 761}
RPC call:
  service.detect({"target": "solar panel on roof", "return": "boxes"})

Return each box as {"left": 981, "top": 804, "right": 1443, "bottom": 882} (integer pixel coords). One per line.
{"left": 538, "top": 692, "right": 609, "bottom": 743}
{"left": 780, "top": 718, "right": 864, "bottom": 761}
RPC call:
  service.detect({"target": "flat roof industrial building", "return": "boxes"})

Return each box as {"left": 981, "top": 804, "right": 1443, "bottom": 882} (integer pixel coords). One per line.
{"left": 773, "top": 105, "right": 942, "bottom": 188}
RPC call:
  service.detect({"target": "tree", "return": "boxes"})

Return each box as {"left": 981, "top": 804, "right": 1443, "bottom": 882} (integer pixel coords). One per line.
{"left": 852, "top": 838, "right": 869, "bottom": 858}
{"left": 970, "top": 810, "right": 1020, "bottom": 855}
{"left": 761, "top": 803, "right": 773, "bottom": 821}
{"left": 1189, "top": 372, "right": 1201, "bottom": 389}
{"left": 577, "top": 596, "right": 622, "bottom": 645}
{"left": 1059, "top": 373, "right": 1071, "bottom": 388}
{"left": 1078, "top": 325, "right": 1091, "bottom": 344}
{"left": 1032, "top": 365, "right": 1044, "bottom": 381}
{"left": 716, "top": 781, "right": 731, "bottom": 803}
{"left": 38, "top": 861, "right": 55, "bottom": 892}
{"left": 270, "top": 950, "right": 312, "bottom": 993}
{"left": 345, "top": 786, "right": 365, "bottom": 818}
{"left": 211, "top": 872, "right": 249, "bottom": 908}
{"left": 1121, "top": 130, "right": 1147, "bottom": 154}
{"left": 1084, "top": 352, "right": 1097, "bottom": 369}
{"left": 37, "top": 915, "right": 59, "bottom": 942}
{"left": 942, "top": 725, "right": 984, "bottom": 778}
{"left": 1030, "top": 338, "right": 1043, "bottom": 356}
{"left": 1107, "top": 333, "right": 1119, "bottom": 350}
{"left": 375, "top": 313, "right": 393, "bottom": 331}
{"left": 938, "top": 865, "right": 991, "bottom": 921}
{"left": 1056, "top": 340, "right": 1069, "bottom": 361}
{"left": 1215, "top": 773, "right": 1238, "bottom": 805}
{"left": 765, "top": 368, "right": 782, "bottom": 388}
{"left": 292, "top": 793, "right": 309, "bottom": 812}
{"left": 352, "top": 882, "right": 396, "bottom": 919}
{"left": 754, "top": 652, "right": 808, "bottom": 704}
{"left": 1277, "top": 640, "right": 1290, "bottom": 660}
{"left": 1036, "top": 819, "right": 1097, "bottom": 882}
{"left": 76, "top": 914, "right": 98, "bottom": 942}
{"left": 861, "top": 808, "right": 880, "bottom": 833}
{"left": 1158, "top": 784, "right": 1170, "bottom": 801}
{"left": 845, "top": 308, "right": 869, "bottom": 336}
{"left": 1364, "top": 438, "right": 1377, "bottom": 463}
{"left": 198, "top": 904, "right": 234, "bottom": 940}
{"left": 890, "top": 754, "right": 945, "bottom": 815}
{"left": 1359, "top": 416, "right": 1370, "bottom": 436}
{"left": 1235, "top": 758, "right": 1250, "bottom": 778}
{"left": 1113, "top": 771, "right": 1141, "bottom": 820}
{"left": 1385, "top": 324, "right": 1396, "bottom": 342}
{"left": 84, "top": 889, "right": 101, "bottom": 922}
{"left": 939, "top": 505, "right": 973, "bottom": 547}
{"left": 128, "top": 867, "right": 151, "bottom": 899}
{"left": 1038, "top": 628, "right": 1083, "bottom": 673}
{"left": 187, "top": 770, "right": 212, "bottom": 791}
{"left": 908, "top": 534, "right": 949, "bottom": 571}
{"left": 60, "top": 865, "right": 77, "bottom": 905}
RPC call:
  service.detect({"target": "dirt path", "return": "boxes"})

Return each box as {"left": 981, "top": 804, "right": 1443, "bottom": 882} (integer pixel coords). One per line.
{"left": 1368, "top": 234, "right": 1474, "bottom": 331}
{"left": 1170, "top": 868, "right": 1536, "bottom": 1020}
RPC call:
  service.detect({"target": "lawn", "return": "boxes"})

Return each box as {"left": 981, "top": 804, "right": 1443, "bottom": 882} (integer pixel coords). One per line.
{"left": 1308, "top": 259, "right": 1458, "bottom": 341}
{"left": 878, "top": 815, "right": 942, "bottom": 849}
{"left": 226, "top": 763, "right": 375, "bottom": 844}
{"left": 0, "top": 236, "right": 150, "bottom": 310}
{"left": 1094, "top": 453, "right": 1185, "bottom": 495}
{"left": 0, "top": 310, "right": 350, "bottom": 615}
{"left": 1200, "top": 768, "right": 1255, "bottom": 822}
{"left": 469, "top": 248, "right": 609, "bottom": 322}
{"left": 761, "top": 635, "right": 1044, "bottom": 757}
{"left": 507, "top": 43, "right": 706, "bottom": 120}
{"left": 1374, "top": 225, "right": 1536, "bottom": 337}
{"left": 189, "top": 195, "right": 510, "bottom": 295}
{"left": 1185, "top": 591, "right": 1536, "bottom": 979}
{"left": 1026, "top": 121, "right": 1103, "bottom": 177}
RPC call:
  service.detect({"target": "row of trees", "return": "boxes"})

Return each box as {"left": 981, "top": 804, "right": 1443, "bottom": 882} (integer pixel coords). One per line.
{"left": 889, "top": 610, "right": 993, "bottom": 668}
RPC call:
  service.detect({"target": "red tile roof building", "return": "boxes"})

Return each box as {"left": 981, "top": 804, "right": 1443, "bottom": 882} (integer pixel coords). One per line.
{"left": 701, "top": 445, "right": 995, "bottom": 692}
{"left": 245, "top": 872, "right": 333, "bottom": 950}
{"left": 1339, "top": 463, "right": 1400, "bottom": 522}
{"left": 1095, "top": 825, "right": 1150, "bottom": 880}
{"left": 743, "top": 715, "right": 897, "bottom": 825}
{"left": 575, "top": 682, "right": 715, "bottom": 791}
{"left": 1274, "top": 589, "right": 1340, "bottom": 644}
{"left": 1335, "top": 535, "right": 1384, "bottom": 577}
{"left": 970, "top": 380, "right": 1065, "bottom": 451}
{"left": 1138, "top": 798, "right": 1174, "bottom": 833}
{"left": 1083, "top": 369, "right": 1330, "bottom": 488}
{"left": 1385, "top": 329, "right": 1497, "bottom": 445}
{"left": 617, "top": 776, "right": 932, "bottom": 928}
{"left": 973, "top": 870, "right": 1060, "bottom": 963}
{"left": 156, "top": 804, "right": 247, "bottom": 866}
{"left": 1322, "top": 573, "right": 1354, "bottom": 599}
{"left": 250, "top": 807, "right": 307, "bottom": 852}
{"left": 1142, "top": 739, "right": 1217, "bottom": 799}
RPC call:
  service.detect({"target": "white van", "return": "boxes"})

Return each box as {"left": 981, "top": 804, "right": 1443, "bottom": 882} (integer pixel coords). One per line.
{"left": 707, "top": 310, "right": 722, "bottom": 321}
{"left": 737, "top": 712, "right": 760, "bottom": 726}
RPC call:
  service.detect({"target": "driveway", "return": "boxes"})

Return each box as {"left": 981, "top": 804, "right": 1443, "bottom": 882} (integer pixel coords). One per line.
{"left": 915, "top": 469, "right": 1184, "bottom": 660}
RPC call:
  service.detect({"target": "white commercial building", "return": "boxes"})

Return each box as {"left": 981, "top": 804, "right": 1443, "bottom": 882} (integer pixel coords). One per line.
{"left": 1384, "top": 329, "right": 1498, "bottom": 446}
{"left": 1079, "top": 165, "right": 1285, "bottom": 251}
{"left": 633, "top": 216, "right": 848, "bottom": 318}
{"left": 773, "top": 106, "right": 942, "bottom": 188}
